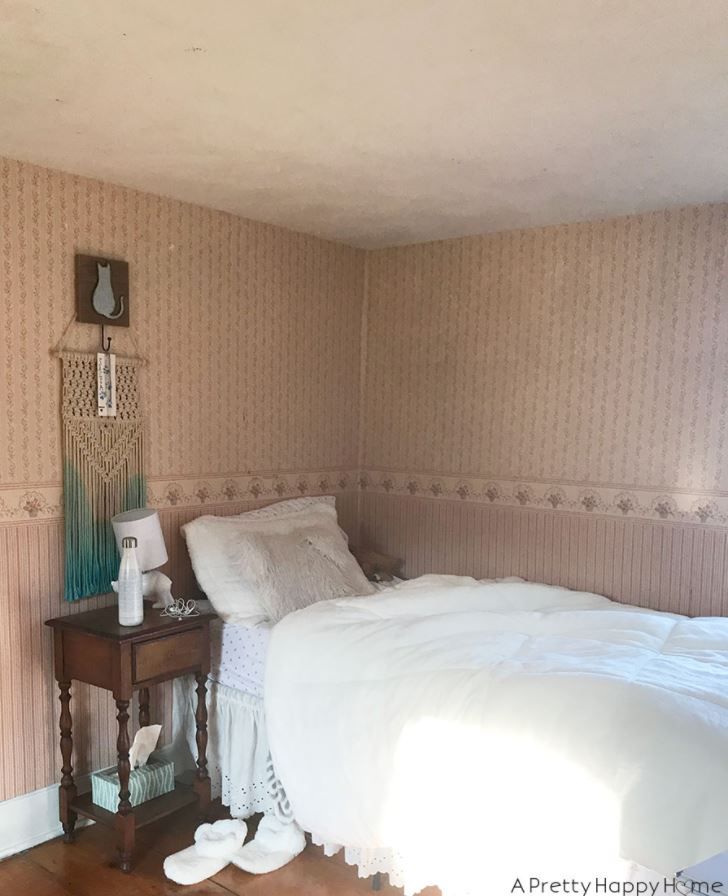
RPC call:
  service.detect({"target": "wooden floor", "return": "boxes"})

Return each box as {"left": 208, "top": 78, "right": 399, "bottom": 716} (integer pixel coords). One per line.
{"left": 0, "top": 805, "right": 439, "bottom": 896}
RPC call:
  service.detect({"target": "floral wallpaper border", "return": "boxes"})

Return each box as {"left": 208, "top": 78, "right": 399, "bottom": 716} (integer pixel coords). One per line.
{"left": 360, "top": 470, "right": 728, "bottom": 528}
{"left": 146, "top": 470, "right": 357, "bottom": 508}
{"left": 0, "top": 486, "right": 64, "bottom": 522}
{"left": 7, "top": 467, "right": 728, "bottom": 528}
{"left": 0, "top": 469, "right": 358, "bottom": 523}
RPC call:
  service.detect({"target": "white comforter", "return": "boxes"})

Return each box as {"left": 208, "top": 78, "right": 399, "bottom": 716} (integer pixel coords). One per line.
{"left": 265, "top": 576, "right": 728, "bottom": 895}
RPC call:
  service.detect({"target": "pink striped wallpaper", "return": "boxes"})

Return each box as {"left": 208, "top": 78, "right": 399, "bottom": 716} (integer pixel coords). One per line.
{"left": 362, "top": 206, "right": 728, "bottom": 502}
{"left": 359, "top": 204, "right": 728, "bottom": 616}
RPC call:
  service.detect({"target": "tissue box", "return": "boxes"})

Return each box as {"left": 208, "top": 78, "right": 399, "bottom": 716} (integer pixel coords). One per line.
{"left": 91, "top": 756, "right": 175, "bottom": 813}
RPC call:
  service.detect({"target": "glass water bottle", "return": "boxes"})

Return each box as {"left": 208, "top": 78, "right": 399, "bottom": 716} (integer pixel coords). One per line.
{"left": 117, "top": 535, "right": 143, "bottom": 626}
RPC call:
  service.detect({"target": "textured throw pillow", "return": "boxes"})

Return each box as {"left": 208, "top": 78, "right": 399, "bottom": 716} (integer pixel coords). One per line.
{"left": 182, "top": 498, "right": 372, "bottom": 624}
{"left": 226, "top": 515, "right": 375, "bottom": 623}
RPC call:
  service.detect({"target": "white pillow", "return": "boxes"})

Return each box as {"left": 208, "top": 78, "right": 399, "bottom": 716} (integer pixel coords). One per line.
{"left": 227, "top": 495, "right": 336, "bottom": 521}
{"left": 182, "top": 498, "right": 371, "bottom": 624}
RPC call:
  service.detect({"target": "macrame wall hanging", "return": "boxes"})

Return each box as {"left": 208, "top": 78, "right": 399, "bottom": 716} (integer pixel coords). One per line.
{"left": 59, "top": 350, "right": 146, "bottom": 601}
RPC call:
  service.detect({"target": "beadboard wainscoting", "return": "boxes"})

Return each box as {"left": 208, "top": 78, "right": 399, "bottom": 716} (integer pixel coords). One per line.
{"left": 359, "top": 492, "right": 728, "bottom": 617}
{"left": 0, "top": 520, "right": 124, "bottom": 803}
{"left": 0, "top": 518, "right": 176, "bottom": 808}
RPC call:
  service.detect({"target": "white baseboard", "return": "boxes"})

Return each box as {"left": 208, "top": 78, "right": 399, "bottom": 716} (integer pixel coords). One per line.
{"left": 0, "top": 744, "right": 184, "bottom": 861}
{"left": 0, "top": 781, "right": 85, "bottom": 860}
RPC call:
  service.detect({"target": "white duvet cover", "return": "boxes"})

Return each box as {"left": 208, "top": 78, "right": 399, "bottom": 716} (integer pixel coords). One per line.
{"left": 265, "top": 576, "right": 728, "bottom": 896}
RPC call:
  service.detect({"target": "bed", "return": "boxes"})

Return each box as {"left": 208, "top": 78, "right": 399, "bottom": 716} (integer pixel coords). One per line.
{"left": 175, "top": 496, "right": 728, "bottom": 896}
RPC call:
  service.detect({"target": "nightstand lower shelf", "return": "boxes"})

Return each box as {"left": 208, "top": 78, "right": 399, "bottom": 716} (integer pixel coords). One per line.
{"left": 72, "top": 779, "right": 198, "bottom": 830}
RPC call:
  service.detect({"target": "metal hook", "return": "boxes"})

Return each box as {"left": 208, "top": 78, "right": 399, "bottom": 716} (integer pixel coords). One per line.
{"left": 101, "top": 325, "right": 112, "bottom": 353}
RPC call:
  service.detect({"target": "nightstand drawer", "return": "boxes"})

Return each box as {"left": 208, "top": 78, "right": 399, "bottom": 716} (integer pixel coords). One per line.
{"left": 133, "top": 629, "right": 203, "bottom": 684}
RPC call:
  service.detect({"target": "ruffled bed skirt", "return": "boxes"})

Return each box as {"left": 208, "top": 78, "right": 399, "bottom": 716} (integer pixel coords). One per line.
{"left": 173, "top": 676, "right": 401, "bottom": 885}
{"left": 174, "top": 676, "right": 287, "bottom": 820}
{"left": 313, "top": 841, "right": 667, "bottom": 896}
{"left": 315, "top": 837, "right": 409, "bottom": 889}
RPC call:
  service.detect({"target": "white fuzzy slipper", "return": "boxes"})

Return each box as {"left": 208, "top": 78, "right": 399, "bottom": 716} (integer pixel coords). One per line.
{"left": 163, "top": 818, "right": 248, "bottom": 885}
{"left": 230, "top": 815, "right": 305, "bottom": 875}
{"left": 194, "top": 819, "right": 248, "bottom": 857}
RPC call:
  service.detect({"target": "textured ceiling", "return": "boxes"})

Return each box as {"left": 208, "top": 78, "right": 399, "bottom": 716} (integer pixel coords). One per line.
{"left": 1, "top": 1, "right": 727, "bottom": 248}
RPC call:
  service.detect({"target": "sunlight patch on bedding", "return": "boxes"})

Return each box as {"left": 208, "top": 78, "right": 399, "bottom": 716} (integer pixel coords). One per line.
{"left": 381, "top": 717, "right": 622, "bottom": 896}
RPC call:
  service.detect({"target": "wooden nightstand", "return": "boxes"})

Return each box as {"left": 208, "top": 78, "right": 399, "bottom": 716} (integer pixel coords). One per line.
{"left": 46, "top": 604, "right": 215, "bottom": 872}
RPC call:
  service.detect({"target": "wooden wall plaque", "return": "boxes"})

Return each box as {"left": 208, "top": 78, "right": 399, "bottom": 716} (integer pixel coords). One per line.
{"left": 75, "top": 254, "right": 129, "bottom": 327}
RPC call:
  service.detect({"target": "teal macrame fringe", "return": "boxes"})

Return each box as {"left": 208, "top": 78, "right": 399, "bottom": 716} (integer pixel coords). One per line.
{"left": 63, "top": 463, "right": 146, "bottom": 601}
{"left": 59, "top": 350, "right": 146, "bottom": 602}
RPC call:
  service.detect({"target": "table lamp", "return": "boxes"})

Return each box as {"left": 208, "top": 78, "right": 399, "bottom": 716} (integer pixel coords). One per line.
{"left": 111, "top": 508, "right": 174, "bottom": 608}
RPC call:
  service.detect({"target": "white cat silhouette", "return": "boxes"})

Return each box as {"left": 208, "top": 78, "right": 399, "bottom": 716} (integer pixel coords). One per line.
{"left": 92, "top": 261, "right": 124, "bottom": 319}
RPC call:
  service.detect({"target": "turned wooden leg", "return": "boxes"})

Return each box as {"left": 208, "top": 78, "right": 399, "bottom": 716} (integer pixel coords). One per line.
{"left": 194, "top": 673, "right": 211, "bottom": 817}
{"left": 115, "top": 698, "right": 134, "bottom": 873}
{"left": 138, "top": 686, "right": 150, "bottom": 728}
{"left": 58, "top": 681, "right": 77, "bottom": 843}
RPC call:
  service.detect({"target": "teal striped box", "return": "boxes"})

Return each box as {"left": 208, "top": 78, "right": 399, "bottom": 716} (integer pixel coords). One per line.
{"left": 91, "top": 755, "right": 175, "bottom": 813}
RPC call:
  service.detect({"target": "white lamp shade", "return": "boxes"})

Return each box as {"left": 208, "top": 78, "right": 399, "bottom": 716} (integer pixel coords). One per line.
{"left": 111, "top": 508, "right": 168, "bottom": 571}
